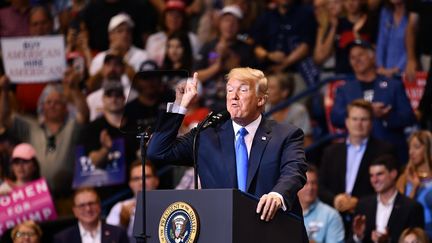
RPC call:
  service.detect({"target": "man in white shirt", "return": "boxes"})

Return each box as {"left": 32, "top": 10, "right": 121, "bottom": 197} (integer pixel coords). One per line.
{"left": 54, "top": 187, "right": 129, "bottom": 243}
{"left": 89, "top": 13, "right": 149, "bottom": 76}
{"left": 351, "top": 154, "right": 424, "bottom": 243}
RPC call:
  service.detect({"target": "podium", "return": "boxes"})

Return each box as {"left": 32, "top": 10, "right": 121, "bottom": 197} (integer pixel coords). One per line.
{"left": 133, "top": 189, "right": 304, "bottom": 243}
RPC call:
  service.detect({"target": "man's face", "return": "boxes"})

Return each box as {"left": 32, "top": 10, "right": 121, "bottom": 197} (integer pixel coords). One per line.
{"left": 109, "top": 23, "right": 132, "bottom": 50}
{"left": 102, "top": 89, "right": 125, "bottom": 114}
{"left": 345, "top": 106, "right": 372, "bottom": 140}
{"left": 29, "top": 10, "right": 53, "bottom": 36}
{"left": 43, "top": 91, "right": 67, "bottom": 122}
{"left": 101, "top": 60, "right": 125, "bottom": 80}
{"left": 349, "top": 46, "right": 375, "bottom": 76}
{"left": 298, "top": 171, "right": 318, "bottom": 206}
{"left": 267, "top": 76, "right": 289, "bottom": 105}
{"left": 226, "top": 77, "right": 265, "bottom": 126}
{"left": 219, "top": 14, "right": 239, "bottom": 40}
{"left": 165, "top": 10, "right": 183, "bottom": 32}
{"left": 145, "top": 164, "right": 159, "bottom": 190}
{"left": 72, "top": 191, "right": 101, "bottom": 226}
{"left": 129, "top": 165, "right": 143, "bottom": 195}
{"left": 369, "top": 165, "right": 396, "bottom": 194}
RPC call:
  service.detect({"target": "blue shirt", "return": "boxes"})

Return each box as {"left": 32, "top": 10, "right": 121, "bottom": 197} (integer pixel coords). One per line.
{"left": 405, "top": 179, "right": 432, "bottom": 238}
{"left": 303, "top": 200, "right": 345, "bottom": 243}
{"left": 346, "top": 138, "right": 368, "bottom": 194}
{"left": 376, "top": 7, "right": 408, "bottom": 71}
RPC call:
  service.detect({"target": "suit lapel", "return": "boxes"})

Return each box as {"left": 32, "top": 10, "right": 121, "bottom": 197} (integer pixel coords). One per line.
{"left": 101, "top": 223, "right": 111, "bottom": 243}
{"left": 339, "top": 144, "right": 348, "bottom": 191}
{"left": 73, "top": 225, "right": 82, "bottom": 243}
{"left": 247, "top": 119, "right": 271, "bottom": 191}
{"left": 219, "top": 121, "right": 237, "bottom": 188}
{"left": 386, "top": 193, "right": 401, "bottom": 231}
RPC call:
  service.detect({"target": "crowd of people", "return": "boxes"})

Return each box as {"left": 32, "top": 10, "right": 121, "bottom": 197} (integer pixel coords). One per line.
{"left": 0, "top": 0, "right": 432, "bottom": 242}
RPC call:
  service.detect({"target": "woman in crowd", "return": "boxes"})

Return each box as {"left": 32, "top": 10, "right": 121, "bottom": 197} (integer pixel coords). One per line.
{"left": 0, "top": 143, "right": 41, "bottom": 194}
{"left": 376, "top": 0, "right": 408, "bottom": 78}
{"left": 146, "top": 0, "right": 200, "bottom": 66}
{"left": 398, "top": 227, "right": 430, "bottom": 243}
{"left": 162, "top": 31, "right": 194, "bottom": 74}
{"left": 397, "top": 130, "right": 432, "bottom": 238}
{"left": 11, "top": 220, "right": 42, "bottom": 243}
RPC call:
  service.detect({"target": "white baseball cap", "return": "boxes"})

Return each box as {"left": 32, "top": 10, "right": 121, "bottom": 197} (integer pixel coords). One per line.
{"left": 220, "top": 5, "right": 243, "bottom": 20}
{"left": 108, "top": 13, "right": 135, "bottom": 32}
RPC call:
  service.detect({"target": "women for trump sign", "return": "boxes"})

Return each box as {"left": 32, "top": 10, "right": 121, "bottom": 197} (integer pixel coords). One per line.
{"left": 0, "top": 178, "right": 57, "bottom": 235}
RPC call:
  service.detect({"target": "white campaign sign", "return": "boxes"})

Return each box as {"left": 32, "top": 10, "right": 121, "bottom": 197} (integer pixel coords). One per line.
{"left": 1, "top": 35, "right": 66, "bottom": 83}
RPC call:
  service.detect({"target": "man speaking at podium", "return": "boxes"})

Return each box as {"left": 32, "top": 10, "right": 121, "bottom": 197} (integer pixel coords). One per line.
{"left": 147, "top": 67, "right": 307, "bottom": 223}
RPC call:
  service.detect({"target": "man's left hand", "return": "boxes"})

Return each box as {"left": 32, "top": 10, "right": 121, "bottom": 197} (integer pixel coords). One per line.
{"left": 256, "top": 194, "right": 282, "bottom": 221}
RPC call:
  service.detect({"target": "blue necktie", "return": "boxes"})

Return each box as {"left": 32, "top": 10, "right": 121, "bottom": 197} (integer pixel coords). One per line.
{"left": 236, "top": 127, "right": 249, "bottom": 192}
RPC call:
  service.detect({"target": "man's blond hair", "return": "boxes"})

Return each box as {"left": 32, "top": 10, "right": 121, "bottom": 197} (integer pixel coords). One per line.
{"left": 226, "top": 67, "right": 268, "bottom": 97}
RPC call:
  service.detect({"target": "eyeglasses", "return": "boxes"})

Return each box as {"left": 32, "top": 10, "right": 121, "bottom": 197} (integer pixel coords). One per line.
{"left": 47, "top": 135, "right": 56, "bottom": 153}
{"left": 15, "top": 231, "right": 37, "bottom": 238}
{"left": 74, "top": 201, "right": 99, "bottom": 210}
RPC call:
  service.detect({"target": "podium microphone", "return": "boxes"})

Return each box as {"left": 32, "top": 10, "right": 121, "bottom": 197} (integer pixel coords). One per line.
{"left": 193, "top": 111, "right": 230, "bottom": 189}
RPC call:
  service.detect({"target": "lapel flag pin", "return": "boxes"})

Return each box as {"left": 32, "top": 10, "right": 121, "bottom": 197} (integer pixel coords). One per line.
{"left": 262, "top": 136, "right": 267, "bottom": 141}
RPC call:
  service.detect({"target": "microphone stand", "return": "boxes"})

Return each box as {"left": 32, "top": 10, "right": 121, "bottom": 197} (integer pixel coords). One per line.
{"left": 192, "top": 112, "right": 214, "bottom": 189}
{"left": 136, "top": 126, "right": 152, "bottom": 242}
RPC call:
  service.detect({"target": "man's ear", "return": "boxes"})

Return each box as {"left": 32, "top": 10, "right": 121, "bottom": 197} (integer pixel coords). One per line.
{"left": 258, "top": 94, "right": 268, "bottom": 107}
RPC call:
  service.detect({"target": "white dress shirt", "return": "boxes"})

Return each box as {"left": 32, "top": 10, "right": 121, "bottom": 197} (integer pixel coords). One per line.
{"left": 78, "top": 221, "right": 102, "bottom": 243}
{"left": 376, "top": 190, "right": 398, "bottom": 233}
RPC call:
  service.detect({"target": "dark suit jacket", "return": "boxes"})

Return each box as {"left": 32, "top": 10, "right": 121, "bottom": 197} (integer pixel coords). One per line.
{"left": 351, "top": 193, "right": 424, "bottom": 243}
{"left": 147, "top": 113, "right": 308, "bottom": 217}
{"left": 53, "top": 222, "right": 129, "bottom": 243}
{"left": 319, "top": 137, "right": 394, "bottom": 206}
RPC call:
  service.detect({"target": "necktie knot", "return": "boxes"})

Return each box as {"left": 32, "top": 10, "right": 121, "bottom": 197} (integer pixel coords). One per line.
{"left": 238, "top": 127, "right": 248, "bottom": 137}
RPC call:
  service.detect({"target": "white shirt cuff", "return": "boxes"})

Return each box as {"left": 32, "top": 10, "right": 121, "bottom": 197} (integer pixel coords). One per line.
{"left": 269, "top": 192, "right": 287, "bottom": 211}
{"left": 167, "top": 102, "right": 187, "bottom": 114}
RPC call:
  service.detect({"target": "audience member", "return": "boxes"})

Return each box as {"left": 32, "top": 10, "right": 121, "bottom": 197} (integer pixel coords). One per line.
{"left": 78, "top": 0, "right": 156, "bottom": 52}
{"left": 13, "top": 6, "right": 56, "bottom": 115}
{"left": 404, "top": 0, "right": 432, "bottom": 80}
{"left": 0, "top": 0, "right": 30, "bottom": 37}
{"left": 399, "top": 227, "right": 430, "bottom": 243}
{"left": 396, "top": 130, "right": 432, "bottom": 237}
{"left": 375, "top": 0, "right": 408, "bottom": 78}
{"left": 0, "top": 143, "right": 40, "bottom": 194}
{"left": 195, "top": 5, "right": 255, "bottom": 111}
{"left": 266, "top": 73, "right": 313, "bottom": 146}
{"left": 162, "top": 31, "right": 194, "bottom": 74}
{"left": 53, "top": 187, "right": 129, "bottom": 243}
{"left": 82, "top": 81, "right": 137, "bottom": 170}
{"left": 86, "top": 53, "right": 137, "bottom": 121}
{"left": 298, "top": 165, "right": 345, "bottom": 243}
{"left": 89, "top": 13, "right": 149, "bottom": 76}
{"left": 0, "top": 73, "right": 89, "bottom": 201}
{"left": 313, "top": 0, "right": 343, "bottom": 68}
{"left": 252, "top": 0, "right": 317, "bottom": 76}
{"left": 122, "top": 61, "right": 163, "bottom": 134}
{"left": 330, "top": 40, "right": 416, "bottom": 163}
{"left": 106, "top": 161, "right": 159, "bottom": 242}
{"left": 146, "top": 0, "right": 201, "bottom": 66}
{"left": 320, "top": 99, "right": 394, "bottom": 233}
{"left": 351, "top": 154, "right": 424, "bottom": 243}
{"left": 11, "top": 220, "right": 42, "bottom": 243}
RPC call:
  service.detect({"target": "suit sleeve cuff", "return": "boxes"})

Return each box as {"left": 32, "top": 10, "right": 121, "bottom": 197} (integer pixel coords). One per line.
{"left": 269, "top": 192, "right": 287, "bottom": 211}
{"left": 167, "top": 102, "right": 187, "bottom": 114}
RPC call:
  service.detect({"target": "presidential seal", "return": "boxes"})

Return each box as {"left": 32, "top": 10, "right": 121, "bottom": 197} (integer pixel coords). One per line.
{"left": 159, "top": 201, "right": 199, "bottom": 243}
